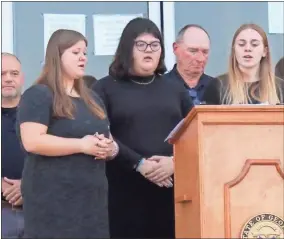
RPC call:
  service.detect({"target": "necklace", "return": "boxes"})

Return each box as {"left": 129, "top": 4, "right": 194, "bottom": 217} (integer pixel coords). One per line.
{"left": 67, "top": 85, "right": 80, "bottom": 97}
{"left": 130, "top": 75, "right": 156, "bottom": 85}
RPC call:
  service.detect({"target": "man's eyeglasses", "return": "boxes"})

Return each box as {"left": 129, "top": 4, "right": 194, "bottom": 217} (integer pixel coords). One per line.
{"left": 134, "top": 40, "right": 161, "bottom": 52}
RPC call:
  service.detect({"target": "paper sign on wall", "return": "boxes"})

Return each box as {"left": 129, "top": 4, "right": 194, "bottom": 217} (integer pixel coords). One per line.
{"left": 43, "top": 14, "right": 86, "bottom": 55}
{"left": 93, "top": 14, "right": 143, "bottom": 56}
{"left": 268, "top": 2, "right": 284, "bottom": 34}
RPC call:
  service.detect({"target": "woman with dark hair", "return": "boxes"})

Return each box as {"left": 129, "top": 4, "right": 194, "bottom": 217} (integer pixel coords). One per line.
{"left": 93, "top": 18, "right": 193, "bottom": 238}
{"left": 17, "top": 29, "right": 118, "bottom": 238}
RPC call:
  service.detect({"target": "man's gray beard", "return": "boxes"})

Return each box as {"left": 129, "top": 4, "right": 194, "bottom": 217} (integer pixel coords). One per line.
{"left": 2, "top": 92, "right": 19, "bottom": 100}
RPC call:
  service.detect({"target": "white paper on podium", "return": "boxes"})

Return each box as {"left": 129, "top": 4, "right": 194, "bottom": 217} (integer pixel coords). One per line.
{"left": 43, "top": 14, "right": 86, "bottom": 56}
{"left": 268, "top": 2, "right": 284, "bottom": 34}
{"left": 93, "top": 14, "right": 143, "bottom": 56}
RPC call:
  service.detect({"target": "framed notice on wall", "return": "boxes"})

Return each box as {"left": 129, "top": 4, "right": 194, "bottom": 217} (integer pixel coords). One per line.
{"left": 92, "top": 14, "right": 144, "bottom": 56}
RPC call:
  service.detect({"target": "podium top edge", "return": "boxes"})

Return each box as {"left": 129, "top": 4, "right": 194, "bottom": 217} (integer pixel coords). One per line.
{"left": 192, "top": 105, "right": 284, "bottom": 112}
{"left": 168, "top": 105, "right": 284, "bottom": 144}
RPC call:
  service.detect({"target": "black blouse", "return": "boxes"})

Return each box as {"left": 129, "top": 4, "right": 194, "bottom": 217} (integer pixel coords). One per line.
{"left": 93, "top": 74, "right": 193, "bottom": 171}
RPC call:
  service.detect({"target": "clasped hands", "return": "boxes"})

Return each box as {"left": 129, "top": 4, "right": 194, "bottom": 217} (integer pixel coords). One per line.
{"left": 80, "top": 134, "right": 173, "bottom": 187}
{"left": 137, "top": 156, "right": 174, "bottom": 188}
{"left": 2, "top": 178, "right": 23, "bottom": 206}
{"left": 80, "top": 133, "right": 118, "bottom": 160}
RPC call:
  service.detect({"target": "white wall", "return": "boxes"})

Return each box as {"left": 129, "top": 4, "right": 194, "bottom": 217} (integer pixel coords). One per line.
{"left": 148, "top": 2, "right": 161, "bottom": 31}
{"left": 162, "top": 2, "right": 175, "bottom": 72}
{"left": 2, "top": 2, "right": 14, "bottom": 53}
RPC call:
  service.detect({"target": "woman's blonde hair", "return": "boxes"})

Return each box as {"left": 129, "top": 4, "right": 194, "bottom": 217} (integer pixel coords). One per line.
{"left": 223, "top": 23, "right": 281, "bottom": 104}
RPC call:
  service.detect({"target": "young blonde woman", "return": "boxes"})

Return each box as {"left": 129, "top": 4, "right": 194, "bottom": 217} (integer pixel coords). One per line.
{"left": 204, "top": 23, "right": 284, "bottom": 104}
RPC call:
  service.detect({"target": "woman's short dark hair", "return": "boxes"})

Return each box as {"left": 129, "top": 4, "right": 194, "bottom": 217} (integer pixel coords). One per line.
{"left": 109, "top": 17, "right": 167, "bottom": 80}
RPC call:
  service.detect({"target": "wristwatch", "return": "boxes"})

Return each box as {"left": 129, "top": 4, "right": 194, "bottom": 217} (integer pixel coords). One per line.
{"left": 134, "top": 158, "right": 145, "bottom": 171}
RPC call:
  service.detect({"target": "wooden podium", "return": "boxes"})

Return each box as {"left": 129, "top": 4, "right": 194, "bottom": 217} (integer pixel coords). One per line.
{"left": 169, "top": 105, "right": 284, "bottom": 238}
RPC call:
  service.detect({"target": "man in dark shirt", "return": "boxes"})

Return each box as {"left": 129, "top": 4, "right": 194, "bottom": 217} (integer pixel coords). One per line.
{"left": 164, "top": 24, "right": 216, "bottom": 104}
{"left": 1, "top": 52, "right": 25, "bottom": 238}
{"left": 275, "top": 57, "right": 284, "bottom": 80}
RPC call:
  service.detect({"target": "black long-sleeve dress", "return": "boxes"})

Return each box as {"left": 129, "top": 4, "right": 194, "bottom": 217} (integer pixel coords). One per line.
{"left": 17, "top": 84, "right": 110, "bottom": 238}
{"left": 93, "top": 74, "right": 193, "bottom": 238}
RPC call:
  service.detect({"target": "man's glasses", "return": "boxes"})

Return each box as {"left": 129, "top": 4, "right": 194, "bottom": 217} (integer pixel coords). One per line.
{"left": 134, "top": 40, "right": 161, "bottom": 52}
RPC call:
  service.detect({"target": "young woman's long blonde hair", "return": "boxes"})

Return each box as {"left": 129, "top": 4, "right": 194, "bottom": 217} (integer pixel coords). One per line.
{"left": 222, "top": 23, "right": 281, "bottom": 104}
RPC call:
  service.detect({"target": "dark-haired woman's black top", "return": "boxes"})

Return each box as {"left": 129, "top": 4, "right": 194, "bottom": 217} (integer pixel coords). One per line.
{"left": 203, "top": 74, "right": 284, "bottom": 105}
{"left": 17, "top": 84, "right": 110, "bottom": 238}
{"left": 93, "top": 74, "right": 193, "bottom": 238}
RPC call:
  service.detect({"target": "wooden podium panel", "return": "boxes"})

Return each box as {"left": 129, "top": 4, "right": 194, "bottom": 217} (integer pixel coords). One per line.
{"left": 170, "top": 106, "right": 284, "bottom": 238}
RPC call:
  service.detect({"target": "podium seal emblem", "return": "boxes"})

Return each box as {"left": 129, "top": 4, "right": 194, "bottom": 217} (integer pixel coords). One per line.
{"left": 240, "top": 213, "right": 284, "bottom": 238}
